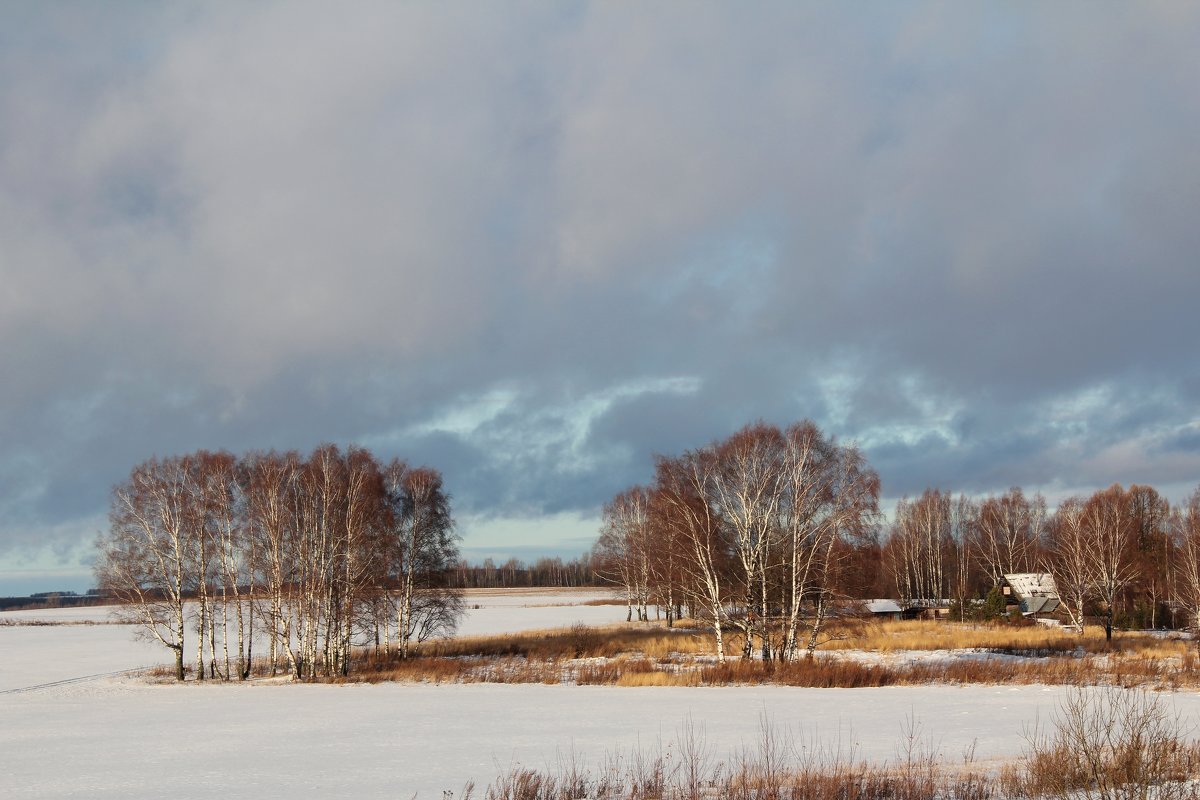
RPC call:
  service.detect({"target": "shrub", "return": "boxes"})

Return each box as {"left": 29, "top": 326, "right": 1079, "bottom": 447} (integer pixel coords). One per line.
{"left": 1013, "top": 687, "right": 1200, "bottom": 800}
{"left": 980, "top": 586, "right": 1007, "bottom": 621}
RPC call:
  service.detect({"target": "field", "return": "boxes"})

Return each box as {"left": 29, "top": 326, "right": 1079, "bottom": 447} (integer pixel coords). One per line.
{"left": 5, "top": 593, "right": 1200, "bottom": 798}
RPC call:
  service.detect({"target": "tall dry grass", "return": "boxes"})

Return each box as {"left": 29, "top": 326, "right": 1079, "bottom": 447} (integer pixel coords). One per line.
{"left": 412, "top": 622, "right": 713, "bottom": 661}
{"left": 330, "top": 618, "right": 1199, "bottom": 690}
{"left": 471, "top": 690, "right": 1200, "bottom": 800}
{"left": 826, "top": 619, "right": 1191, "bottom": 658}
{"left": 471, "top": 713, "right": 994, "bottom": 800}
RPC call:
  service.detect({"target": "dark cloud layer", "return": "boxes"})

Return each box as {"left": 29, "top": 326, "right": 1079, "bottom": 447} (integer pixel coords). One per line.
{"left": 3, "top": 3, "right": 1199, "bottom": 591}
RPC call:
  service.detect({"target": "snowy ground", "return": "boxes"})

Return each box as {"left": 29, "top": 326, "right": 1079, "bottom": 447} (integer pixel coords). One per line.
{"left": 455, "top": 588, "right": 632, "bottom": 636}
{"left": 0, "top": 590, "right": 625, "bottom": 692}
{"left": 5, "top": 593, "right": 1200, "bottom": 798}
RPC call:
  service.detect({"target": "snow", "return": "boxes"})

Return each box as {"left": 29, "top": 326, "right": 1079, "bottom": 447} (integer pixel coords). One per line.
{"left": 6, "top": 591, "right": 1200, "bottom": 798}
{"left": 1004, "top": 573, "right": 1059, "bottom": 599}
{"left": 865, "top": 599, "right": 902, "bottom": 614}
{"left": 0, "top": 591, "right": 629, "bottom": 692}
{"left": 456, "top": 590, "right": 629, "bottom": 636}
{"left": 9, "top": 680, "right": 1200, "bottom": 799}
{"left": 1, "top": 604, "right": 128, "bottom": 624}
{"left": 0, "top": 624, "right": 166, "bottom": 692}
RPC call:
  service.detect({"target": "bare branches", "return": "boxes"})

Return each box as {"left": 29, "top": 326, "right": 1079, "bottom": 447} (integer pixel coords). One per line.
{"left": 95, "top": 446, "right": 462, "bottom": 680}
{"left": 598, "top": 420, "right": 879, "bottom": 663}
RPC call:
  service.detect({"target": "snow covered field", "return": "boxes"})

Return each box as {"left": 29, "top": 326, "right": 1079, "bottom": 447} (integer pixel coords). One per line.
{"left": 5, "top": 592, "right": 1200, "bottom": 798}
{"left": 0, "top": 590, "right": 625, "bottom": 692}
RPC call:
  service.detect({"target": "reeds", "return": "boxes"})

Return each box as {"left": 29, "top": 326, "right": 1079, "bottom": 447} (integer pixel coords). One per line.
{"left": 316, "top": 619, "right": 1199, "bottom": 690}
{"left": 471, "top": 689, "right": 1200, "bottom": 800}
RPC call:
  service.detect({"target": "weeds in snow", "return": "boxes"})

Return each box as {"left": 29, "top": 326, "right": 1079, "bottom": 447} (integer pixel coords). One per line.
{"left": 472, "top": 690, "right": 1200, "bottom": 800}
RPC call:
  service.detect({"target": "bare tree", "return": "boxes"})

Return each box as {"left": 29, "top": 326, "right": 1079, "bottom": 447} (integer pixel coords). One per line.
{"left": 99, "top": 446, "right": 461, "bottom": 681}
{"left": 386, "top": 462, "right": 462, "bottom": 658}
{"left": 95, "top": 456, "right": 199, "bottom": 681}
{"left": 1084, "top": 484, "right": 1139, "bottom": 642}
{"left": 795, "top": 439, "right": 879, "bottom": 660}
{"left": 202, "top": 451, "right": 254, "bottom": 680}
{"left": 653, "top": 449, "right": 730, "bottom": 662}
{"left": 885, "top": 490, "right": 951, "bottom": 605}
{"left": 1127, "top": 485, "right": 1171, "bottom": 629}
{"left": 594, "top": 486, "right": 652, "bottom": 622}
{"left": 708, "top": 422, "right": 787, "bottom": 659}
{"left": 948, "top": 495, "right": 979, "bottom": 622}
{"left": 244, "top": 450, "right": 301, "bottom": 676}
{"left": 1046, "top": 496, "right": 1090, "bottom": 634}
{"left": 1171, "top": 487, "right": 1200, "bottom": 650}
{"left": 975, "top": 488, "right": 1042, "bottom": 585}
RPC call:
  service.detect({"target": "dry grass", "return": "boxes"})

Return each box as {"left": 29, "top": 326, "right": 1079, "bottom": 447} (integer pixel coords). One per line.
{"left": 826, "top": 619, "right": 1192, "bottom": 658}
{"left": 322, "top": 618, "right": 1200, "bottom": 690}
{"left": 474, "top": 714, "right": 995, "bottom": 800}
{"left": 473, "top": 689, "right": 1200, "bottom": 799}
{"left": 413, "top": 622, "right": 713, "bottom": 661}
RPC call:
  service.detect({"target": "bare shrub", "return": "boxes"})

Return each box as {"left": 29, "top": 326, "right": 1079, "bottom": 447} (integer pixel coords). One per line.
{"left": 1015, "top": 687, "right": 1200, "bottom": 800}
{"left": 474, "top": 691, "right": 1200, "bottom": 799}
{"left": 478, "top": 715, "right": 999, "bottom": 800}
{"left": 568, "top": 622, "right": 597, "bottom": 658}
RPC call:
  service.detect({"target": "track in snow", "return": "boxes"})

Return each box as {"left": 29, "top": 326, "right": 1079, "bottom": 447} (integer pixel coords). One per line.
{"left": 0, "top": 666, "right": 154, "bottom": 695}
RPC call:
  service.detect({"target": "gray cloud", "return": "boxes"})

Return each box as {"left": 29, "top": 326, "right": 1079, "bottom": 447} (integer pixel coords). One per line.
{"left": 2, "top": 2, "right": 1200, "bottom": 590}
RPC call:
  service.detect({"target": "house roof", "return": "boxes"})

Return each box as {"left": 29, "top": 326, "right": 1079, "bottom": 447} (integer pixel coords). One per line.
{"left": 1003, "top": 573, "right": 1059, "bottom": 599}
{"left": 1022, "top": 596, "right": 1061, "bottom": 615}
{"left": 865, "top": 599, "right": 903, "bottom": 614}
{"left": 1003, "top": 573, "right": 1061, "bottom": 616}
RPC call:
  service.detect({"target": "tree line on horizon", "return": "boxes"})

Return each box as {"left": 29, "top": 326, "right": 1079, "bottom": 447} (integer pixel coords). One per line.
{"left": 95, "top": 445, "right": 460, "bottom": 681}
{"left": 592, "top": 420, "right": 1200, "bottom": 658}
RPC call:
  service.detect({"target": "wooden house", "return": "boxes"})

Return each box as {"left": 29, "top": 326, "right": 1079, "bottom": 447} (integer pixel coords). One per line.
{"left": 1001, "top": 573, "right": 1061, "bottom": 617}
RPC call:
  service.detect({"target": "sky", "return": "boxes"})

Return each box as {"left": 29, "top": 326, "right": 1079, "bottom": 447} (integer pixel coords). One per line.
{"left": 2, "top": 2, "right": 1199, "bottom": 595}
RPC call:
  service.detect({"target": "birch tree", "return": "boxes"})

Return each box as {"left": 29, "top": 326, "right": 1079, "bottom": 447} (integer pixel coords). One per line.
{"left": 386, "top": 462, "right": 461, "bottom": 658}
{"left": 787, "top": 434, "right": 879, "bottom": 660}
{"left": 975, "top": 488, "right": 1042, "bottom": 585}
{"left": 709, "top": 422, "right": 787, "bottom": 659}
{"left": 96, "top": 456, "right": 199, "bottom": 681}
{"left": 948, "top": 496, "right": 979, "bottom": 622}
{"left": 886, "top": 490, "right": 951, "bottom": 604}
{"left": 595, "top": 486, "right": 652, "bottom": 622}
{"left": 202, "top": 451, "right": 255, "bottom": 680}
{"left": 98, "top": 446, "right": 461, "bottom": 680}
{"left": 1171, "top": 488, "right": 1200, "bottom": 649}
{"left": 1084, "top": 484, "right": 1139, "bottom": 642}
{"left": 653, "top": 450, "right": 730, "bottom": 662}
{"left": 1046, "top": 496, "right": 1091, "bottom": 634}
{"left": 244, "top": 450, "right": 301, "bottom": 676}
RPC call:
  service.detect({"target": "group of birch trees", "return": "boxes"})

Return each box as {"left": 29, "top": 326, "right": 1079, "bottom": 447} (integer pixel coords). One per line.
{"left": 883, "top": 487, "right": 1048, "bottom": 609}
{"left": 594, "top": 421, "right": 880, "bottom": 663}
{"left": 597, "top": 418, "right": 1200, "bottom": 650}
{"left": 881, "top": 483, "right": 1200, "bottom": 641}
{"left": 95, "top": 445, "right": 461, "bottom": 681}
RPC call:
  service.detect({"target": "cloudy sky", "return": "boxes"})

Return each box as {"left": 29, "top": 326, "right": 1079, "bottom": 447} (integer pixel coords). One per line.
{"left": 2, "top": 2, "right": 1199, "bottom": 594}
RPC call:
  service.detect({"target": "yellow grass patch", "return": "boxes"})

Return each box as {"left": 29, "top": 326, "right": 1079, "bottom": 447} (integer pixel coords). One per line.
{"left": 332, "top": 617, "right": 1197, "bottom": 690}
{"left": 825, "top": 619, "right": 1192, "bottom": 658}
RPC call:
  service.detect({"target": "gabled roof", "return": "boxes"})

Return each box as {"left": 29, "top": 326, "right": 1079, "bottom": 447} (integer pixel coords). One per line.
{"left": 1003, "top": 573, "right": 1059, "bottom": 599}
{"left": 1003, "top": 573, "right": 1061, "bottom": 616}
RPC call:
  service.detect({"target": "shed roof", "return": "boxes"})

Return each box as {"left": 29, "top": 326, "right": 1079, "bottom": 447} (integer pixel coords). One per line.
{"left": 866, "top": 599, "right": 903, "bottom": 614}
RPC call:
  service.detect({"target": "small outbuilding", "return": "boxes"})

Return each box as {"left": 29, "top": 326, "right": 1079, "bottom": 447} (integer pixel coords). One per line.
{"left": 864, "top": 598, "right": 952, "bottom": 621}
{"left": 865, "top": 599, "right": 904, "bottom": 620}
